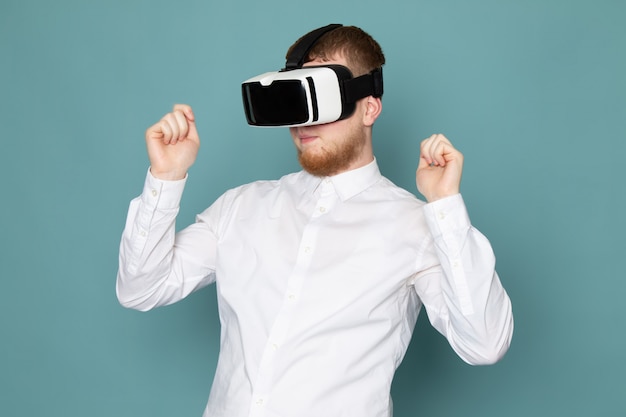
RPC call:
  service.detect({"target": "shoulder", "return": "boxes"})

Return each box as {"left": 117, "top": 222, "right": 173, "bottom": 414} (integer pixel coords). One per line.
{"left": 197, "top": 171, "right": 304, "bottom": 223}
{"left": 211, "top": 171, "right": 306, "bottom": 210}
{"left": 227, "top": 171, "right": 305, "bottom": 197}
{"left": 371, "top": 175, "right": 426, "bottom": 208}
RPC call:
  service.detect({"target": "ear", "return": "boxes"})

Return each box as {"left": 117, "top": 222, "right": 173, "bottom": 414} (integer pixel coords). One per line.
{"left": 362, "top": 96, "right": 382, "bottom": 127}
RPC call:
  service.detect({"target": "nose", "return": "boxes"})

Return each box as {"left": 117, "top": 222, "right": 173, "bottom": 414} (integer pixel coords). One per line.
{"left": 294, "top": 126, "right": 315, "bottom": 137}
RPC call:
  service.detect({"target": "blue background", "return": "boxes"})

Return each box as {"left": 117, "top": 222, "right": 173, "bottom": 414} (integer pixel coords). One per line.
{"left": 1, "top": 0, "right": 624, "bottom": 415}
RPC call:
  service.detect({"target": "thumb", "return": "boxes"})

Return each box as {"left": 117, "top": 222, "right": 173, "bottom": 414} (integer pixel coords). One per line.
{"left": 417, "top": 153, "right": 431, "bottom": 171}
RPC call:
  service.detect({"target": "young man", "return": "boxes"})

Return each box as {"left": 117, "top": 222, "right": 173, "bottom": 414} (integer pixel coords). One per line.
{"left": 117, "top": 25, "right": 513, "bottom": 417}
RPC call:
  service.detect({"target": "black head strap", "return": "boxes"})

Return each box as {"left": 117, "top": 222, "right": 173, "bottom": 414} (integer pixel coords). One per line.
{"left": 284, "top": 24, "right": 343, "bottom": 70}
{"left": 344, "top": 67, "right": 384, "bottom": 101}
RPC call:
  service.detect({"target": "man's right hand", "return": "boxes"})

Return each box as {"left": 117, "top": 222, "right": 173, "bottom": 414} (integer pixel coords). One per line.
{"left": 145, "top": 104, "right": 200, "bottom": 181}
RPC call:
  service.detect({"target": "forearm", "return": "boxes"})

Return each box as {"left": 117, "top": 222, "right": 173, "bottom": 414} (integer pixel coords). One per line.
{"left": 116, "top": 171, "right": 214, "bottom": 311}
{"left": 421, "top": 194, "right": 513, "bottom": 365}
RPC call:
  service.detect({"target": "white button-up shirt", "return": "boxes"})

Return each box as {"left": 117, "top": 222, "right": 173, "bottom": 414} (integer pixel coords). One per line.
{"left": 117, "top": 159, "right": 513, "bottom": 417}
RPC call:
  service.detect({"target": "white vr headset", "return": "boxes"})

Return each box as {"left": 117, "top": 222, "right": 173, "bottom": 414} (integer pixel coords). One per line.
{"left": 242, "top": 24, "right": 384, "bottom": 127}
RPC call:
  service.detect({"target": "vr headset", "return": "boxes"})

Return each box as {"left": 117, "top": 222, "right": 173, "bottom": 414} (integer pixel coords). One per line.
{"left": 242, "top": 24, "right": 383, "bottom": 127}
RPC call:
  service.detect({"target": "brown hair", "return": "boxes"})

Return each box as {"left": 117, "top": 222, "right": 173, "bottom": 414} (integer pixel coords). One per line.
{"left": 285, "top": 25, "right": 385, "bottom": 77}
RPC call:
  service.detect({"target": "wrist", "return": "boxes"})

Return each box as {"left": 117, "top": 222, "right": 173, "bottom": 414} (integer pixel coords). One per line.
{"left": 149, "top": 167, "right": 187, "bottom": 181}
{"left": 425, "top": 191, "right": 459, "bottom": 203}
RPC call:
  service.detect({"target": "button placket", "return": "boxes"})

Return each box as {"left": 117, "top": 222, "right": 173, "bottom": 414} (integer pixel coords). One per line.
{"left": 250, "top": 209, "right": 323, "bottom": 413}
{"left": 249, "top": 180, "right": 340, "bottom": 417}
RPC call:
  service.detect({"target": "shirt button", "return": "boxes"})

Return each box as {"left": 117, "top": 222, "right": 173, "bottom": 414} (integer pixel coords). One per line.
{"left": 319, "top": 206, "right": 326, "bottom": 213}
{"left": 288, "top": 294, "right": 296, "bottom": 301}
{"left": 304, "top": 246, "right": 311, "bottom": 253}
{"left": 256, "top": 398, "right": 264, "bottom": 406}
{"left": 151, "top": 189, "right": 158, "bottom": 197}
{"left": 438, "top": 211, "right": 446, "bottom": 220}
{"left": 139, "top": 230, "right": 147, "bottom": 237}
{"left": 271, "top": 343, "right": 279, "bottom": 351}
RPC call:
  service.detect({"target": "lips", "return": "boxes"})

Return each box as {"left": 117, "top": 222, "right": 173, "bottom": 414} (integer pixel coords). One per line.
{"left": 292, "top": 127, "right": 319, "bottom": 146}
{"left": 300, "top": 135, "right": 318, "bottom": 145}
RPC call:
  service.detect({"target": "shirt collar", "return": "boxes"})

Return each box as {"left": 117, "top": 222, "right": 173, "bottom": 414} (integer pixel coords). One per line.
{"left": 303, "top": 158, "right": 382, "bottom": 202}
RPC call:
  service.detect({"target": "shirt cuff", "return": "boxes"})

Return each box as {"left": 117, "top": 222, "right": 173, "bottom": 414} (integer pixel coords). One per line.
{"left": 140, "top": 168, "right": 187, "bottom": 210}
{"left": 422, "top": 194, "right": 471, "bottom": 240}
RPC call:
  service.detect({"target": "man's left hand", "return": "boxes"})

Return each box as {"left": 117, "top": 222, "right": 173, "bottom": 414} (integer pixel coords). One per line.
{"left": 416, "top": 134, "right": 464, "bottom": 202}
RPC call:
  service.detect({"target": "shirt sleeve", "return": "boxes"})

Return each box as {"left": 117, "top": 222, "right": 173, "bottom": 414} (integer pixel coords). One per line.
{"left": 412, "top": 194, "right": 514, "bottom": 365}
{"left": 116, "top": 169, "right": 218, "bottom": 311}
